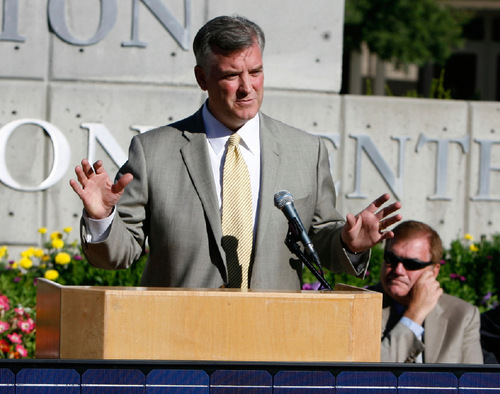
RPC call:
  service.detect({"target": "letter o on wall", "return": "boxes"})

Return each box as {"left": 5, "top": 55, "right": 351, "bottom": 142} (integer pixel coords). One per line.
{"left": 48, "top": 0, "right": 118, "bottom": 46}
{"left": 0, "top": 119, "right": 71, "bottom": 191}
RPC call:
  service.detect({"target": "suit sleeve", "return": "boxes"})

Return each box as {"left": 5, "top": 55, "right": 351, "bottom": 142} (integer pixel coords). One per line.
{"left": 309, "top": 136, "right": 370, "bottom": 277}
{"left": 462, "top": 305, "right": 484, "bottom": 364}
{"left": 81, "top": 135, "right": 148, "bottom": 270}
{"left": 380, "top": 298, "right": 484, "bottom": 364}
{"left": 380, "top": 321, "right": 425, "bottom": 363}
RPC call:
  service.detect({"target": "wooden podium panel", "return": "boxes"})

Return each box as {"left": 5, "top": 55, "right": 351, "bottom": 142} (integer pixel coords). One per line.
{"left": 36, "top": 279, "right": 382, "bottom": 362}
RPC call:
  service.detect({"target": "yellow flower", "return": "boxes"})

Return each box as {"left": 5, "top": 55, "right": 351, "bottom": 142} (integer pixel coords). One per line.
{"left": 50, "top": 231, "right": 62, "bottom": 241}
{"left": 63, "top": 227, "right": 72, "bottom": 233}
{"left": 0, "top": 246, "right": 7, "bottom": 259}
{"left": 42, "top": 255, "right": 50, "bottom": 262}
{"left": 21, "top": 247, "right": 35, "bottom": 258}
{"left": 34, "top": 248, "right": 44, "bottom": 258}
{"left": 55, "top": 252, "right": 71, "bottom": 265}
{"left": 464, "top": 233, "right": 474, "bottom": 241}
{"left": 44, "top": 269, "right": 59, "bottom": 281}
{"left": 51, "top": 239, "right": 64, "bottom": 249}
{"left": 470, "top": 244, "right": 479, "bottom": 252}
{"left": 19, "top": 257, "right": 33, "bottom": 269}
{"left": 38, "top": 227, "right": 47, "bottom": 234}
{"left": 11, "top": 262, "right": 18, "bottom": 269}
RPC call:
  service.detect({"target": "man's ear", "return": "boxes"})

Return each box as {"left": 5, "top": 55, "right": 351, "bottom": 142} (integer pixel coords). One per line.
{"left": 194, "top": 66, "right": 207, "bottom": 91}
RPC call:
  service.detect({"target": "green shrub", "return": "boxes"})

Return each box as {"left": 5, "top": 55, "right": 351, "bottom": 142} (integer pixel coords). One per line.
{"left": 440, "top": 234, "right": 500, "bottom": 312}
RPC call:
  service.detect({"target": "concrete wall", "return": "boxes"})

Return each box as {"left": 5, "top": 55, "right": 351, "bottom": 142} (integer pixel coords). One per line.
{"left": 0, "top": 0, "right": 499, "bottom": 256}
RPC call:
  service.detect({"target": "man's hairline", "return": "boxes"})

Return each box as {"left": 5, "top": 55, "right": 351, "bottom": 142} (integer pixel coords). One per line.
{"left": 196, "top": 39, "right": 264, "bottom": 75}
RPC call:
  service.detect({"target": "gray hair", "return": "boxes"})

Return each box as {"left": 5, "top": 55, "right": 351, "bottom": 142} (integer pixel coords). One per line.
{"left": 193, "top": 15, "right": 265, "bottom": 69}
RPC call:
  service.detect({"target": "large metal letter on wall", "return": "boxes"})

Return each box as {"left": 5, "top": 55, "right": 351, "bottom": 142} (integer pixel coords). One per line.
{"left": 48, "top": 0, "right": 117, "bottom": 46}
{"left": 122, "top": 0, "right": 191, "bottom": 49}
{"left": 416, "top": 133, "right": 470, "bottom": 201}
{"left": 473, "top": 139, "right": 500, "bottom": 202}
{"left": 0, "top": 0, "right": 25, "bottom": 41}
{"left": 0, "top": 119, "right": 71, "bottom": 191}
{"left": 81, "top": 123, "right": 128, "bottom": 168}
{"left": 347, "top": 134, "right": 409, "bottom": 200}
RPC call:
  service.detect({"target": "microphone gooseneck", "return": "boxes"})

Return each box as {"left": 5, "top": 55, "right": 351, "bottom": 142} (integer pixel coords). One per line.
{"left": 274, "top": 190, "right": 331, "bottom": 290}
{"left": 273, "top": 190, "right": 317, "bottom": 258}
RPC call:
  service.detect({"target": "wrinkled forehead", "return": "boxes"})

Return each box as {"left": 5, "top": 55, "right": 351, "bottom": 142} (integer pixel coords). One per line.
{"left": 203, "top": 42, "right": 263, "bottom": 77}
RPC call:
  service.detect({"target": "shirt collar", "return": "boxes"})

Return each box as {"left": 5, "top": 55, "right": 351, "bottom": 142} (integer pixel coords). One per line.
{"left": 202, "top": 101, "right": 260, "bottom": 156}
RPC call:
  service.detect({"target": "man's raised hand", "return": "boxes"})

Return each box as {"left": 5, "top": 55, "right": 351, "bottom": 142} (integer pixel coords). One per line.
{"left": 341, "top": 193, "right": 403, "bottom": 253}
{"left": 69, "top": 159, "right": 133, "bottom": 219}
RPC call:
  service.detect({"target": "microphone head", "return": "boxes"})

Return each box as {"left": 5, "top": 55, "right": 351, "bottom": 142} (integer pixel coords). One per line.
{"left": 274, "top": 190, "right": 293, "bottom": 209}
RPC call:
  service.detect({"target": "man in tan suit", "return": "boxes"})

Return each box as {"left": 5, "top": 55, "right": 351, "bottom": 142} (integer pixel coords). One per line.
{"left": 372, "top": 220, "right": 483, "bottom": 363}
{"left": 70, "top": 15, "right": 402, "bottom": 290}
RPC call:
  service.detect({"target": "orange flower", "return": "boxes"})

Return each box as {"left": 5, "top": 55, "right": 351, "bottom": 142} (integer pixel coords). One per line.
{"left": 0, "top": 339, "right": 10, "bottom": 353}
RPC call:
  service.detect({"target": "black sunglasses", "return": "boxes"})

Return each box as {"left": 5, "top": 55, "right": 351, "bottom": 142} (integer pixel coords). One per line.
{"left": 383, "top": 250, "right": 434, "bottom": 271}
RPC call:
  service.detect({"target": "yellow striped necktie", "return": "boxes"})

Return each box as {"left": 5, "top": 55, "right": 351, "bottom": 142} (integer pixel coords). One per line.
{"left": 221, "top": 133, "right": 253, "bottom": 289}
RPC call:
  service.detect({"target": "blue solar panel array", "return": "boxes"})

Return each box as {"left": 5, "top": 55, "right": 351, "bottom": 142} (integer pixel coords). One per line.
{"left": 1, "top": 367, "right": 500, "bottom": 393}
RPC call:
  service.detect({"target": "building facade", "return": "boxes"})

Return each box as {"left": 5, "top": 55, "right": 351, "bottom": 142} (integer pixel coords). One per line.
{"left": 0, "top": 0, "right": 499, "bottom": 256}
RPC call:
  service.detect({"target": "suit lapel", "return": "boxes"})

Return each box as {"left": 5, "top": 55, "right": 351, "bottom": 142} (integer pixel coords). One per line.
{"left": 423, "top": 300, "right": 446, "bottom": 363}
{"left": 180, "top": 128, "right": 225, "bottom": 261}
{"left": 253, "top": 114, "right": 282, "bottom": 262}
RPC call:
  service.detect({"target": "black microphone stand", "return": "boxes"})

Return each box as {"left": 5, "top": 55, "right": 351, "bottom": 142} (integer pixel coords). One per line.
{"left": 284, "top": 223, "right": 333, "bottom": 290}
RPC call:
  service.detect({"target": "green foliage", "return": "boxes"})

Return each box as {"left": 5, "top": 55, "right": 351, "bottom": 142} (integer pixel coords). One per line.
{"left": 58, "top": 253, "right": 147, "bottom": 287}
{"left": 304, "top": 233, "right": 500, "bottom": 313}
{"left": 344, "top": 0, "right": 472, "bottom": 67}
{"left": 428, "top": 69, "right": 452, "bottom": 99}
{"left": 384, "top": 69, "right": 452, "bottom": 99}
{"left": 440, "top": 234, "right": 500, "bottom": 312}
{"left": 365, "top": 78, "right": 373, "bottom": 95}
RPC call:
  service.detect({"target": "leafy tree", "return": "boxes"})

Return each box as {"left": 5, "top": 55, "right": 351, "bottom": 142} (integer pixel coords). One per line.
{"left": 344, "top": 0, "right": 472, "bottom": 67}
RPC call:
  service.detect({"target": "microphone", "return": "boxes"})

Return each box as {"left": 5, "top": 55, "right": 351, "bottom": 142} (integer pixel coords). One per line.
{"left": 274, "top": 190, "right": 317, "bottom": 257}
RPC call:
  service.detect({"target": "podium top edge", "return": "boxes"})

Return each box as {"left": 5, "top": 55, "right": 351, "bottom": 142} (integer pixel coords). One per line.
{"left": 37, "top": 279, "right": 381, "bottom": 298}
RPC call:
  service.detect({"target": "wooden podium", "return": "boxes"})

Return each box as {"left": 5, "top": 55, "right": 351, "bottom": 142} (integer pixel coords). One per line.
{"left": 36, "top": 279, "right": 382, "bottom": 362}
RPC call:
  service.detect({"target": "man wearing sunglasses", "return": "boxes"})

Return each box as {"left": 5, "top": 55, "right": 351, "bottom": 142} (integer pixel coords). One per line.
{"left": 371, "top": 220, "right": 483, "bottom": 363}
